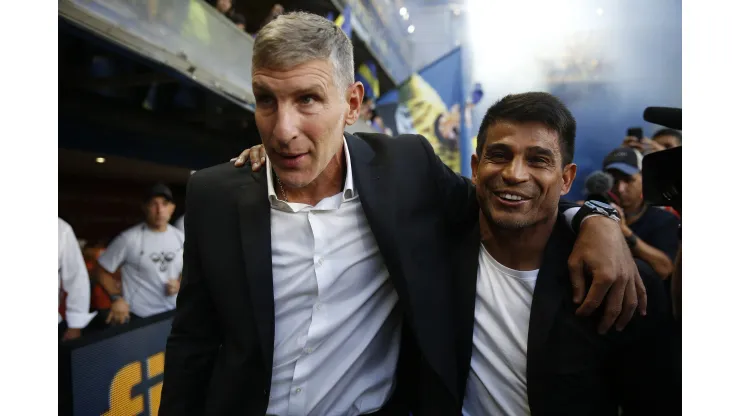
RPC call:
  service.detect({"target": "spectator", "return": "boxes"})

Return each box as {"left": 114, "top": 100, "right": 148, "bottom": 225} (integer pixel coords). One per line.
{"left": 652, "top": 128, "right": 682, "bottom": 150}
{"left": 214, "top": 0, "right": 233, "bottom": 15}
{"left": 58, "top": 218, "right": 97, "bottom": 341}
{"left": 261, "top": 3, "right": 284, "bottom": 28}
{"left": 603, "top": 147, "right": 680, "bottom": 280}
{"left": 95, "top": 184, "right": 184, "bottom": 324}
{"left": 82, "top": 242, "right": 121, "bottom": 331}
{"left": 231, "top": 13, "right": 246, "bottom": 31}
{"left": 621, "top": 128, "right": 681, "bottom": 155}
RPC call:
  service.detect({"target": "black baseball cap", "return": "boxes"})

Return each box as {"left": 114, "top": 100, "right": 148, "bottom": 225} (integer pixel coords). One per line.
{"left": 602, "top": 147, "right": 643, "bottom": 176}
{"left": 145, "top": 183, "right": 174, "bottom": 202}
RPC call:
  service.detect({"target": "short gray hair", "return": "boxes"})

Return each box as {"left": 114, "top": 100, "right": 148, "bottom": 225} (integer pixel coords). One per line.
{"left": 253, "top": 12, "right": 355, "bottom": 92}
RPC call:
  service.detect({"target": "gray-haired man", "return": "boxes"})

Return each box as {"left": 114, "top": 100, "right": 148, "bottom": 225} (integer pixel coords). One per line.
{"left": 160, "top": 12, "right": 642, "bottom": 416}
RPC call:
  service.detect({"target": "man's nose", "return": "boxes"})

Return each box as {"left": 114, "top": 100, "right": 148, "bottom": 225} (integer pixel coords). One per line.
{"left": 618, "top": 180, "right": 628, "bottom": 194}
{"left": 272, "top": 106, "right": 300, "bottom": 145}
{"left": 501, "top": 158, "right": 528, "bottom": 184}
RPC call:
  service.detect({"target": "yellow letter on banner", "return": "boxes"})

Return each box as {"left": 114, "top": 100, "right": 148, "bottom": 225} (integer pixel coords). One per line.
{"left": 147, "top": 352, "right": 165, "bottom": 416}
{"left": 102, "top": 361, "right": 144, "bottom": 416}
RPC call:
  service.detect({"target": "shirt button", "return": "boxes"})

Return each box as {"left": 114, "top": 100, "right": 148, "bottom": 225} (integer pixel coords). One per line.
{"left": 316, "top": 257, "right": 324, "bottom": 267}
{"left": 295, "top": 387, "right": 302, "bottom": 394}
{"left": 314, "top": 303, "right": 322, "bottom": 311}
{"left": 304, "top": 347, "right": 313, "bottom": 354}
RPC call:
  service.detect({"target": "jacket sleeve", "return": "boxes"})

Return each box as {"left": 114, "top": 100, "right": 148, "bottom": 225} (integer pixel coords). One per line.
{"left": 160, "top": 174, "right": 223, "bottom": 415}
{"left": 417, "top": 135, "right": 478, "bottom": 229}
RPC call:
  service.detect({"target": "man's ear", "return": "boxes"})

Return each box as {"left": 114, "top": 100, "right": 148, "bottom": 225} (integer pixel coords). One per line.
{"left": 344, "top": 81, "right": 364, "bottom": 126}
{"left": 471, "top": 153, "right": 480, "bottom": 186}
{"left": 561, "top": 163, "right": 577, "bottom": 195}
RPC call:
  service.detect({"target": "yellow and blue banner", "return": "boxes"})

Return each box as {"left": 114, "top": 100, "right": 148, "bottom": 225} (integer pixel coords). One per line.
{"left": 356, "top": 61, "right": 380, "bottom": 100}
{"left": 375, "top": 48, "right": 472, "bottom": 176}
{"left": 329, "top": 4, "right": 352, "bottom": 39}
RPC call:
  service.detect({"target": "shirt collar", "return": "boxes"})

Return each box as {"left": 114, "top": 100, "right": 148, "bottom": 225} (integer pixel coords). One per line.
{"left": 266, "top": 134, "right": 357, "bottom": 208}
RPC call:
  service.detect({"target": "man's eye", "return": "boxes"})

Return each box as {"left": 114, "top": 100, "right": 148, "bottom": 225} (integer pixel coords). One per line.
{"left": 299, "top": 95, "right": 317, "bottom": 105}
{"left": 256, "top": 96, "right": 274, "bottom": 105}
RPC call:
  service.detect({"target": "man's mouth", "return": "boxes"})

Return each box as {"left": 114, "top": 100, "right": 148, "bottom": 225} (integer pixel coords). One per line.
{"left": 274, "top": 151, "right": 308, "bottom": 168}
{"left": 493, "top": 191, "right": 531, "bottom": 201}
{"left": 277, "top": 152, "right": 307, "bottom": 159}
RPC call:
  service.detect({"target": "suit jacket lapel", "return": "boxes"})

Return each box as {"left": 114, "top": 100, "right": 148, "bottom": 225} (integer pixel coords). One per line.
{"left": 236, "top": 169, "right": 275, "bottom": 375}
{"left": 345, "top": 134, "right": 399, "bottom": 266}
{"left": 527, "top": 217, "right": 573, "bottom": 375}
{"left": 347, "top": 133, "right": 459, "bottom": 399}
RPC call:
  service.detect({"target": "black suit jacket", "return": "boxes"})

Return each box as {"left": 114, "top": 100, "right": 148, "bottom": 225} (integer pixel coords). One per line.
{"left": 453, "top": 215, "right": 678, "bottom": 416}
{"left": 160, "top": 133, "right": 477, "bottom": 415}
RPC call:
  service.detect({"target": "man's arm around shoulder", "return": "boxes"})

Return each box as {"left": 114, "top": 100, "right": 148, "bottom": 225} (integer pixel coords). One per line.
{"left": 414, "top": 135, "right": 478, "bottom": 228}
{"left": 160, "top": 173, "right": 223, "bottom": 415}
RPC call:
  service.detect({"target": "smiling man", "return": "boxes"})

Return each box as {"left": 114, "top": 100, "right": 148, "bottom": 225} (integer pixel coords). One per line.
{"left": 161, "top": 12, "right": 645, "bottom": 416}
{"left": 451, "top": 93, "right": 675, "bottom": 415}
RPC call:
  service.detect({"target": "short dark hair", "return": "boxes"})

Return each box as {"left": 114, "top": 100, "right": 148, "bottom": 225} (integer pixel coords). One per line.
{"left": 652, "top": 128, "right": 682, "bottom": 143}
{"left": 476, "top": 92, "right": 576, "bottom": 166}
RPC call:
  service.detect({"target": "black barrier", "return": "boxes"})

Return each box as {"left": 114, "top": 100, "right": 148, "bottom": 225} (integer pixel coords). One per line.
{"left": 59, "top": 311, "right": 175, "bottom": 416}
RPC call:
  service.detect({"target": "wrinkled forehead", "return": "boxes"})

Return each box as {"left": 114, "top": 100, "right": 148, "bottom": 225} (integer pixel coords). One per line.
{"left": 252, "top": 60, "right": 339, "bottom": 93}
{"left": 485, "top": 121, "right": 562, "bottom": 153}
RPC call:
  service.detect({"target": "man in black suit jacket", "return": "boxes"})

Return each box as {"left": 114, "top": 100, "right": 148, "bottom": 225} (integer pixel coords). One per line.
{"left": 452, "top": 92, "right": 677, "bottom": 415}
{"left": 161, "top": 13, "right": 645, "bottom": 416}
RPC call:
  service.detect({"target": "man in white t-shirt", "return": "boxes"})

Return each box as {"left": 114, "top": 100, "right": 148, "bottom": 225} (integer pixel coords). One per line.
{"left": 452, "top": 93, "right": 676, "bottom": 415}
{"left": 58, "top": 218, "right": 97, "bottom": 341}
{"left": 96, "top": 184, "right": 184, "bottom": 324}
{"left": 173, "top": 214, "right": 185, "bottom": 233}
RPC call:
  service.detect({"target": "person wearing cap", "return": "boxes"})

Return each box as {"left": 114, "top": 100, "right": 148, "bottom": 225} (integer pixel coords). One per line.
{"left": 603, "top": 148, "right": 680, "bottom": 281}
{"left": 95, "top": 183, "right": 185, "bottom": 324}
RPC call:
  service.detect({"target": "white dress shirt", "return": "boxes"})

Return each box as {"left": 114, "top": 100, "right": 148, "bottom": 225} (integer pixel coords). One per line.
{"left": 58, "top": 218, "right": 97, "bottom": 328}
{"left": 265, "top": 137, "right": 401, "bottom": 416}
{"left": 97, "top": 224, "right": 184, "bottom": 317}
{"left": 462, "top": 244, "right": 538, "bottom": 416}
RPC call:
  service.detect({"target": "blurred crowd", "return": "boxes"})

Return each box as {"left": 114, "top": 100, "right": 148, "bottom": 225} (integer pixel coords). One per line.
{"left": 58, "top": 183, "right": 184, "bottom": 341}
{"left": 580, "top": 129, "right": 681, "bottom": 291}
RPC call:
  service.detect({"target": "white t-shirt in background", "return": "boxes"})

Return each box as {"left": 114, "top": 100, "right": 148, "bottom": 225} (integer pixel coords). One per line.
{"left": 462, "top": 243, "right": 539, "bottom": 416}
{"left": 174, "top": 215, "right": 185, "bottom": 233}
{"left": 97, "top": 223, "right": 184, "bottom": 318}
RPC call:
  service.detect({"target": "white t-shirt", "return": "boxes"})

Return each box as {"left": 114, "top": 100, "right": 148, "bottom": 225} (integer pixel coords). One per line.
{"left": 174, "top": 215, "right": 185, "bottom": 233}
{"left": 97, "top": 223, "right": 184, "bottom": 318}
{"left": 462, "top": 244, "right": 539, "bottom": 416}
